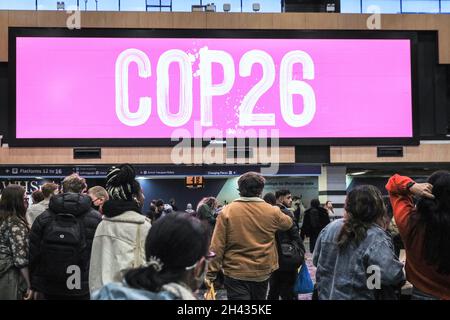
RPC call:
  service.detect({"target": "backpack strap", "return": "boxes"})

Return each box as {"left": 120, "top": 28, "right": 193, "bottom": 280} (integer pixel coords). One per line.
{"left": 133, "top": 224, "right": 143, "bottom": 268}
{"left": 77, "top": 213, "right": 87, "bottom": 251}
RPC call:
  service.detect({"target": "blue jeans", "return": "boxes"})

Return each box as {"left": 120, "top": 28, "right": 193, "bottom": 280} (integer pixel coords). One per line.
{"left": 411, "top": 287, "right": 439, "bottom": 300}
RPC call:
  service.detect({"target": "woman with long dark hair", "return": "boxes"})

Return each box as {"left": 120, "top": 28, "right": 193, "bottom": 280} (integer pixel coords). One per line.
{"left": 0, "top": 185, "right": 33, "bottom": 300}
{"left": 313, "top": 185, "right": 405, "bottom": 300}
{"left": 386, "top": 172, "right": 450, "bottom": 300}
{"left": 92, "top": 213, "right": 212, "bottom": 300}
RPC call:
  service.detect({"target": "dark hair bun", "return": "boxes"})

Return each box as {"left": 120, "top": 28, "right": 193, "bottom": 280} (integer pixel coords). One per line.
{"left": 118, "top": 164, "right": 136, "bottom": 183}
{"left": 106, "top": 164, "right": 136, "bottom": 188}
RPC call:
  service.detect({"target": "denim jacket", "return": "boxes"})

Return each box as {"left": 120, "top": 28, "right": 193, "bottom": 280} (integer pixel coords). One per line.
{"left": 313, "top": 219, "right": 405, "bottom": 300}
{"left": 91, "top": 281, "right": 197, "bottom": 300}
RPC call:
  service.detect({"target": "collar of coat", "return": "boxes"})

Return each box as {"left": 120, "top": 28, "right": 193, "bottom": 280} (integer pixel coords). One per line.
{"left": 234, "top": 197, "right": 264, "bottom": 202}
{"left": 161, "top": 282, "right": 197, "bottom": 300}
{"left": 102, "top": 210, "right": 149, "bottom": 224}
{"left": 102, "top": 199, "right": 142, "bottom": 218}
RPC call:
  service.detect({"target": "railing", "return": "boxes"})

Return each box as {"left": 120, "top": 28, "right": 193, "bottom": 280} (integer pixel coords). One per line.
{"left": 145, "top": 0, "right": 173, "bottom": 11}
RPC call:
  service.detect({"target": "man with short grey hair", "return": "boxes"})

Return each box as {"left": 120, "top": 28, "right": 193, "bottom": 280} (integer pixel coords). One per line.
{"left": 88, "top": 186, "right": 109, "bottom": 213}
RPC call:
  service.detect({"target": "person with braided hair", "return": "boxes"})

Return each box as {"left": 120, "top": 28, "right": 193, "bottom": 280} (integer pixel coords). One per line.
{"left": 89, "top": 164, "right": 151, "bottom": 294}
{"left": 312, "top": 185, "right": 405, "bottom": 300}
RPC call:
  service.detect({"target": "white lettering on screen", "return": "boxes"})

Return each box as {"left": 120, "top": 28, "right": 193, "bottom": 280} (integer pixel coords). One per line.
{"left": 157, "top": 49, "right": 193, "bottom": 127}
{"left": 115, "top": 48, "right": 316, "bottom": 128}
{"left": 115, "top": 48, "right": 152, "bottom": 126}
{"left": 239, "top": 50, "right": 276, "bottom": 126}
{"left": 280, "top": 50, "right": 316, "bottom": 127}
{"left": 199, "top": 48, "right": 236, "bottom": 127}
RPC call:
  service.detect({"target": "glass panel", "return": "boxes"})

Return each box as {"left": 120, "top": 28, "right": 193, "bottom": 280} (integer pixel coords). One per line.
{"left": 401, "top": 0, "right": 440, "bottom": 13}
{"left": 0, "top": 0, "right": 37, "bottom": 10}
{"left": 362, "top": 0, "right": 401, "bottom": 13}
{"left": 97, "top": 0, "right": 119, "bottom": 11}
{"left": 203, "top": 0, "right": 242, "bottom": 12}
{"left": 81, "top": 0, "right": 99, "bottom": 11}
{"left": 37, "top": 0, "right": 79, "bottom": 10}
{"left": 120, "top": 0, "right": 145, "bottom": 11}
{"left": 242, "top": 0, "right": 281, "bottom": 12}
{"left": 145, "top": 0, "right": 173, "bottom": 11}
{"left": 172, "top": 0, "right": 195, "bottom": 12}
{"left": 340, "top": 0, "right": 362, "bottom": 13}
{"left": 0, "top": 0, "right": 447, "bottom": 14}
{"left": 440, "top": 0, "right": 450, "bottom": 12}
{"left": 80, "top": 0, "right": 119, "bottom": 11}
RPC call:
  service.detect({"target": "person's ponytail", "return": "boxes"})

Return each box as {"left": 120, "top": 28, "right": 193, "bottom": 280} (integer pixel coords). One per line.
{"left": 125, "top": 266, "right": 161, "bottom": 292}
{"left": 125, "top": 265, "right": 188, "bottom": 292}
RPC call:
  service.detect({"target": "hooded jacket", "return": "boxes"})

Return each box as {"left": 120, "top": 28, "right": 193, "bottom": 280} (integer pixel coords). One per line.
{"left": 29, "top": 193, "right": 102, "bottom": 296}
{"left": 26, "top": 199, "right": 50, "bottom": 226}
{"left": 89, "top": 200, "right": 151, "bottom": 293}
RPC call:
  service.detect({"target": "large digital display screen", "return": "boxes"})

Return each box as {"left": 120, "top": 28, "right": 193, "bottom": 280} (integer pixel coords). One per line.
{"left": 10, "top": 29, "right": 416, "bottom": 146}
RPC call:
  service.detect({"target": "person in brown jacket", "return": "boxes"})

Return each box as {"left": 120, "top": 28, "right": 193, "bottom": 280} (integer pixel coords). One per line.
{"left": 206, "top": 172, "right": 293, "bottom": 300}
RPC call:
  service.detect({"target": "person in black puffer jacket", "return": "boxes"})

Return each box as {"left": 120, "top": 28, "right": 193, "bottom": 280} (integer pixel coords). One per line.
{"left": 301, "top": 199, "right": 331, "bottom": 254}
{"left": 268, "top": 189, "right": 305, "bottom": 301}
{"left": 29, "top": 174, "right": 101, "bottom": 300}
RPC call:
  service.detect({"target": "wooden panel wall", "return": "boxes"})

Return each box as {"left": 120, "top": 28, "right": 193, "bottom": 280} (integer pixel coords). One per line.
{"left": 0, "top": 146, "right": 295, "bottom": 165}
{"left": 330, "top": 144, "right": 450, "bottom": 163}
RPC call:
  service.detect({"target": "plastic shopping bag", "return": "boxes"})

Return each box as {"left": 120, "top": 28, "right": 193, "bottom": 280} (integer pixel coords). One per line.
{"left": 204, "top": 279, "right": 216, "bottom": 300}
{"left": 294, "top": 261, "right": 314, "bottom": 294}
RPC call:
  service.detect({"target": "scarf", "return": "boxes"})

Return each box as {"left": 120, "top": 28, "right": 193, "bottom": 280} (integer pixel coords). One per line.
{"left": 102, "top": 199, "right": 142, "bottom": 218}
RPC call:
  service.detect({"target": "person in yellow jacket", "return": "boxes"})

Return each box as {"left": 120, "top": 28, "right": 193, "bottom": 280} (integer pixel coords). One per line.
{"left": 206, "top": 172, "right": 293, "bottom": 300}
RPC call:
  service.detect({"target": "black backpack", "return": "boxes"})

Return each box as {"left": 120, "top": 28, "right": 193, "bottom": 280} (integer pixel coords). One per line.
{"left": 40, "top": 213, "right": 87, "bottom": 281}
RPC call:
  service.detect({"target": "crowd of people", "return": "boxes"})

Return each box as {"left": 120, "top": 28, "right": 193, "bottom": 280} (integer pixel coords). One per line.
{"left": 0, "top": 164, "right": 449, "bottom": 300}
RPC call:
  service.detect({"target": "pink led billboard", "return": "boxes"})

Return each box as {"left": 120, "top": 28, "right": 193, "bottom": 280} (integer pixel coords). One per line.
{"left": 14, "top": 34, "right": 413, "bottom": 141}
